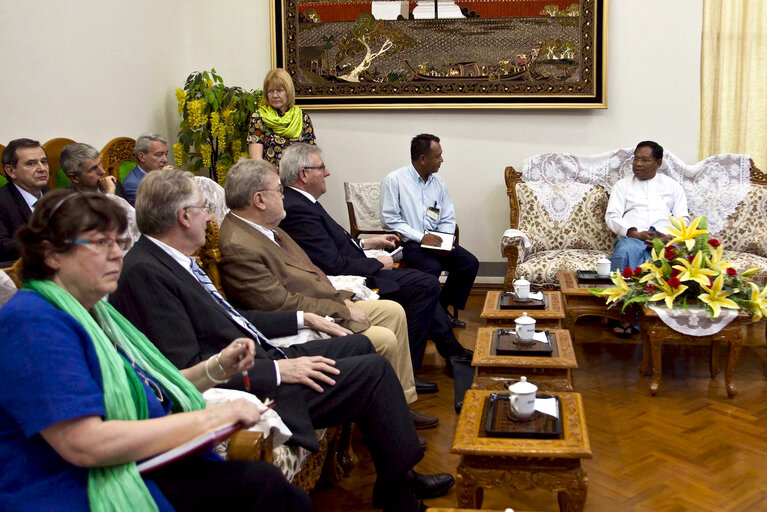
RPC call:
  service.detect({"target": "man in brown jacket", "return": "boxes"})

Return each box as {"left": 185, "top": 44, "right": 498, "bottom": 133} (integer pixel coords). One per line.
{"left": 218, "top": 158, "right": 438, "bottom": 430}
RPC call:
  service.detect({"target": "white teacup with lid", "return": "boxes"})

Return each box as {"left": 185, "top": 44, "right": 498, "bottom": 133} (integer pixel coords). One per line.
{"left": 513, "top": 276, "right": 530, "bottom": 301}
{"left": 509, "top": 376, "right": 537, "bottom": 419}
{"left": 514, "top": 312, "right": 536, "bottom": 343}
{"left": 596, "top": 257, "right": 611, "bottom": 277}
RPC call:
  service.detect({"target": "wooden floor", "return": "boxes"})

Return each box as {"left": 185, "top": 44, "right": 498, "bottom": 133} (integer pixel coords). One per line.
{"left": 312, "top": 291, "right": 767, "bottom": 511}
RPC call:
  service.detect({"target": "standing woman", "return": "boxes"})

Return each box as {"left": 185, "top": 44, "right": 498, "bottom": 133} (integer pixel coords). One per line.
{"left": 247, "top": 68, "right": 316, "bottom": 166}
{"left": 0, "top": 190, "right": 313, "bottom": 511}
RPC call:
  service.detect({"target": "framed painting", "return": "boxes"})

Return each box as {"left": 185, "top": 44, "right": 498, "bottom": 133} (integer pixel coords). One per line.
{"left": 271, "top": 0, "right": 608, "bottom": 109}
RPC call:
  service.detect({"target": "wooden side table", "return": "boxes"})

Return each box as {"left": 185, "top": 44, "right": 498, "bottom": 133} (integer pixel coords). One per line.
{"left": 481, "top": 291, "right": 565, "bottom": 328}
{"left": 638, "top": 307, "right": 762, "bottom": 397}
{"left": 472, "top": 328, "right": 577, "bottom": 391}
{"left": 557, "top": 271, "right": 631, "bottom": 333}
{"left": 452, "top": 390, "right": 592, "bottom": 512}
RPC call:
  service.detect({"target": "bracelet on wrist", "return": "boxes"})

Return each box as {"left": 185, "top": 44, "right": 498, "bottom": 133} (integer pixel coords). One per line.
{"left": 205, "top": 354, "right": 229, "bottom": 384}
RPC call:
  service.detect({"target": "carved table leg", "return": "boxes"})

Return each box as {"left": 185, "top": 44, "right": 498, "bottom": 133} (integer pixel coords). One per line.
{"left": 456, "top": 463, "right": 483, "bottom": 508}
{"left": 556, "top": 466, "right": 589, "bottom": 512}
{"left": 638, "top": 320, "right": 651, "bottom": 375}
{"left": 709, "top": 339, "right": 720, "bottom": 378}
{"left": 649, "top": 331, "right": 662, "bottom": 396}
{"left": 725, "top": 336, "right": 744, "bottom": 398}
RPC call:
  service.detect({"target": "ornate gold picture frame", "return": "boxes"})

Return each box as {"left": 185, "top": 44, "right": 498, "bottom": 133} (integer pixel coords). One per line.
{"left": 271, "top": 0, "right": 607, "bottom": 109}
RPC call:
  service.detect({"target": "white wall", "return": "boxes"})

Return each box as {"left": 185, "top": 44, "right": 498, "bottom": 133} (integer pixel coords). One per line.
{"left": 0, "top": 0, "right": 702, "bottom": 269}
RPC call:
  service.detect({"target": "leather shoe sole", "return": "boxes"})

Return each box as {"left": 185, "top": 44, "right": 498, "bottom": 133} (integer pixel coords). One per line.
{"left": 410, "top": 471, "right": 456, "bottom": 499}
{"left": 414, "top": 376, "right": 438, "bottom": 394}
{"left": 410, "top": 408, "right": 439, "bottom": 429}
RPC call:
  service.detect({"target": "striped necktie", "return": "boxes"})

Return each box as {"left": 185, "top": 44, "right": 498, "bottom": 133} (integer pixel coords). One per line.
{"left": 189, "top": 258, "right": 285, "bottom": 357}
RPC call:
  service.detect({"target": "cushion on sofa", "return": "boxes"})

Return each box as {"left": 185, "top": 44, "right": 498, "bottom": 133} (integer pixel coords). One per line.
{"left": 517, "top": 183, "right": 616, "bottom": 254}
{"left": 517, "top": 249, "right": 609, "bottom": 287}
{"left": 714, "top": 185, "right": 767, "bottom": 258}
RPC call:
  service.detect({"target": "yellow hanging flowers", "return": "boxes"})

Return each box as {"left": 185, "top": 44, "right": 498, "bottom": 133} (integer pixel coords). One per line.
{"left": 199, "top": 144, "right": 212, "bottom": 168}
{"left": 175, "top": 88, "right": 187, "bottom": 114}
{"left": 666, "top": 216, "right": 707, "bottom": 251}
{"left": 173, "top": 143, "right": 187, "bottom": 167}
{"left": 187, "top": 99, "right": 207, "bottom": 128}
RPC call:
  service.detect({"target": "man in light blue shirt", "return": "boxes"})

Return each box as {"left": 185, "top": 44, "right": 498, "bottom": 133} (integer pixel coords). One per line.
{"left": 122, "top": 133, "right": 169, "bottom": 206}
{"left": 380, "top": 134, "right": 478, "bottom": 327}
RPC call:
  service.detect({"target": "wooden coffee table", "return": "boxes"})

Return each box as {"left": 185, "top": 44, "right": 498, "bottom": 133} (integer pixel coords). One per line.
{"left": 557, "top": 270, "right": 632, "bottom": 332}
{"left": 472, "top": 327, "right": 577, "bottom": 391}
{"left": 452, "top": 390, "right": 591, "bottom": 512}
{"left": 481, "top": 291, "right": 565, "bottom": 328}
{"left": 638, "top": 306, "right": 763, "bottom": 397}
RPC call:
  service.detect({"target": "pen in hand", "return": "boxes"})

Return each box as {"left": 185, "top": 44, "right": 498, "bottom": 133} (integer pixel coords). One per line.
{"left": 261, "top": 398, "right": 276, "bottom": 414}
{"left": 237, "top": 342, "right": 251, "bottom": 391}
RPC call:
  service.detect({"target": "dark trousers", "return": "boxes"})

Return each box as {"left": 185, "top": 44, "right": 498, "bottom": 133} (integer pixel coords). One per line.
{"left": 284, "top": 336, "right": 424, "bottom": 508}
{"left": 152, "top": 457, "right": 314, "bottom": 511}
{"left": 380, "top": 268, "right": 465, "bottom": 369}
{"left": 402, "top": 241, "right": 479, "bottom": 311}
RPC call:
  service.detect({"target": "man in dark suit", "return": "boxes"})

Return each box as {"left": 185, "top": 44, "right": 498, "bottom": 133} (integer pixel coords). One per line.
{"left": 109, "top": 169, "right": 453, "bottom": 511}
{"left": 278, "top": 143, "right": 471, "bottom": 389}
{"left": 0, "top": 138, "right": 49, "bottom": 265}
{"left": 60, "top": 142, "right": 129, "bottom": 201}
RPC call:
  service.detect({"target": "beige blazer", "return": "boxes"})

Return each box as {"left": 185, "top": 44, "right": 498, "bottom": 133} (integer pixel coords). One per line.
{"left": 218, "top": 213, "right": 369, "bottom": 332}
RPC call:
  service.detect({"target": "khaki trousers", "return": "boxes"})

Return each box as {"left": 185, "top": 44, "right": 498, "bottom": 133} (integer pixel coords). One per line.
{"left": 357, "top": 300, "right": 416, "bottom": 404}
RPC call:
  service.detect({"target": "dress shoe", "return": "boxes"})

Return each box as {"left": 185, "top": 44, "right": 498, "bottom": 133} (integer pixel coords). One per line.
{"left": 415, "top": 376, "right": 438, "bottom": 394}
{"left": 446, "top": 310, "right": 466, "bottom": 328}
{"left": 410, "top": 407, "right": 439, "bottom": 429}
{"left": 445, "top": 348, "right": 474, "bottom": 378}
{"left": 409, "top": 471, "right": 456, "bottom": 499}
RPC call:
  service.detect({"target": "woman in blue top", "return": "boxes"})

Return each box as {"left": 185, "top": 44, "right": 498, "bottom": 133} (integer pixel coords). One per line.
{"left": 0, "top": 190, "right": 313, "bottom": 511}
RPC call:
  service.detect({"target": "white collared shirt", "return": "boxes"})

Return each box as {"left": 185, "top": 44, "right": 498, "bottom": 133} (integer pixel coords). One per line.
{"left": 605, "top": 173, "right": 689, "bottom": 236}
{"left": 288, "top": 186, "right": 317, "bottom": 203}
{"left": 16, "top": 185, "right": 42, "bottom": 211}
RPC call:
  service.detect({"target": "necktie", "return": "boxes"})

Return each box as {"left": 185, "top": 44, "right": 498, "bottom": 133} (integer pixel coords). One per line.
{"left": 189, "top": 258, "right": 285, "bottom": 357}
{"left": 273, "top": 231, "right": 333, "bottom": 286}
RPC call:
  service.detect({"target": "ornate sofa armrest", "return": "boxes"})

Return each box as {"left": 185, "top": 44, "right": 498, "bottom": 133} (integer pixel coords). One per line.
{"left": 501, "top": 229, "right": 532, "bottom": 290}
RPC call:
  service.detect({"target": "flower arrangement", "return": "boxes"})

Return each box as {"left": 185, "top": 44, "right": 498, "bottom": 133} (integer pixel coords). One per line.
{"left": 175, "top": 69, "right": 261, "bottom": 184}
{"left": 591, "top": 216, "right": 767, "bottom": 320}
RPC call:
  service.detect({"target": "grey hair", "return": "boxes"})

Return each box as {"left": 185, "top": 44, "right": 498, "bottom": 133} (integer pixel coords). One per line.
{"left": 60, "top": 143, "right": 100, "bottom": 179}
{"left": 279, "top": 143, "right": 321, "bottom": 186}
{"left": 134, "top": 133, "right": 168, "bottom": 157}
{"left": 135, "top": 168, "right": 197, "bottom": 236}
{"left": 225, "top": 158, "right": 278, "bottom": 210}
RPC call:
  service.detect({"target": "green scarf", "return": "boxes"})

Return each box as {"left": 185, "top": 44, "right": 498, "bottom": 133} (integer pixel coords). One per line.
{"left": 24, "top": 279, "right": 206, "bottom": 512}
{"left": 257, "top": 96, "right": 304, "bottom": 139}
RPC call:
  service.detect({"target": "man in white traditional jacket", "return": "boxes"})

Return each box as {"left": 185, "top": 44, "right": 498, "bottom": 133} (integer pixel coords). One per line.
{"left": 605, "top": 140, "right": 689, "bottom": 271}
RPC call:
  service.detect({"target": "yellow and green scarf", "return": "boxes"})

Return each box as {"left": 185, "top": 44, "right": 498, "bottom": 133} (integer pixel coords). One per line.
{"left": 257, "top": 95, "right": 304, "bottom": 139}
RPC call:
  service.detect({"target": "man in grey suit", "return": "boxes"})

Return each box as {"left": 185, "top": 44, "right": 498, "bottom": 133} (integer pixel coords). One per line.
{"left": 109, "top": 169, "right": 454, "bottom": 512}
{"left": 0, "top": 138, "right": 49, "bottom": 264}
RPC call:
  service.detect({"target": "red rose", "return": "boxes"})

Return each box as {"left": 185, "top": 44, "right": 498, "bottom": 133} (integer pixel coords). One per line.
{"left": 668, "top": 276, "right": 681, "bottom": 288}
{"left": 634, "top": 266, "right": 642, "bottom": 276}
{"left": 664, "top": 247, "right": 677, "bottom": 259}
{"left": 622, "top": 267, "right": 633, "bottom": 278}
{"left": 645, "top": 284, "right": 656, "bottom": 293}
{"left": 727, "top": 267, "right": 737, "bottom": 276}
{"left": 670, "top": 268, "right": 681, "bottom": 278}
{"left": 708, "top": 276, "right": 714, "bottom": 287}
{"left": 688, "top": 254, "right": 696, "bottom": 262}
{"left": 709, "top": 239, "right": 720, "bottom": 248}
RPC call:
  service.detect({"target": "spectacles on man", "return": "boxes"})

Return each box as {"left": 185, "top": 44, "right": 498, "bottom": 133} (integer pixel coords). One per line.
{"left": 256, "top": 185, "right": 284, "bottom": 195}
{"left": 66, "top": 237, "right": 131, "bottom": 251}
{"left": 185, "top": 200, "right": 212, "bottom": 213}
{"left": 302, "top": 165, "right": 327, "bottom": 171}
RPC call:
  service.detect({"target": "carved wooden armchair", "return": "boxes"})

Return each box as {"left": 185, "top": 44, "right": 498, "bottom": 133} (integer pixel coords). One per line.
{"left": 100, "top": 137, "right": 137, "bottom": 182}
{"left": 195, "top": 219, "right": 357, "bottom": 491}
{"left": 42, "top": 137, "right": 76, "bottom": 189}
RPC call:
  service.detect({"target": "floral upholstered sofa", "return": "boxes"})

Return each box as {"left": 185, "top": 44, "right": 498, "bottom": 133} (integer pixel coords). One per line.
{"left": 502, "top": 149, "right": 767, "bottom": 289}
